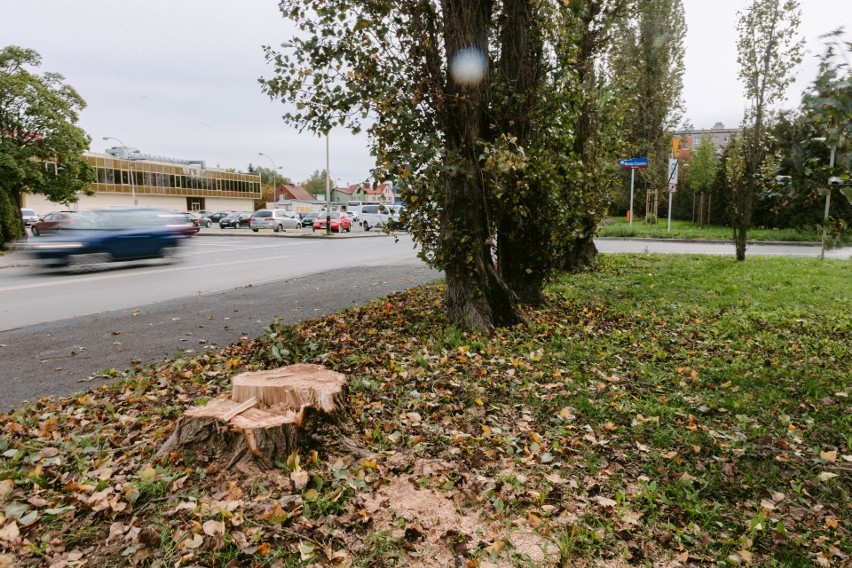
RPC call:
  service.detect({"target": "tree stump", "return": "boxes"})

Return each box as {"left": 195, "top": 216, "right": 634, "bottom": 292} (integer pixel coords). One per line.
{"left": 157, "top": 364, "right": 366, "bottom": 471}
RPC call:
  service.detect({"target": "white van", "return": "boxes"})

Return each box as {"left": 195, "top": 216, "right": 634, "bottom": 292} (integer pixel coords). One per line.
{"left": 360, "top": 203, "right": 403, "bottom": 231}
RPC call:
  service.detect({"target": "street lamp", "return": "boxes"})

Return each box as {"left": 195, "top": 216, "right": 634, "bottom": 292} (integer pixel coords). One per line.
{"left": 103, "top": 137, "right": 137, "bottom": 206}
{"left": 257, "top": 153, "right": 281, "bottom": 204}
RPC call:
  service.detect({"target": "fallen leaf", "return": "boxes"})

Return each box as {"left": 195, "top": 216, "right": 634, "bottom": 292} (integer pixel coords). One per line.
{"left": 818, "top": 472, "right": 838, "bottom": 481}
{"left": 819, "top": 450, "right": 837, "bottom": 462}
{"left": 291, "top": 470, "right": 309, "bottom": 490}
{"left": 183, "top": 533, "right": 203, "bottom": 549}
{"left": 203, "top": 520, "right": 225, "bottom": 537}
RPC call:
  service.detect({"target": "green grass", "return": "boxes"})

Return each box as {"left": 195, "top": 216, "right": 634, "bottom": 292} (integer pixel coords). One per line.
{"left": 598, "top": 217, "right": 823, "bottom": 241}
{"left": 0, "top": 254, "right": 849, "bottom": 566}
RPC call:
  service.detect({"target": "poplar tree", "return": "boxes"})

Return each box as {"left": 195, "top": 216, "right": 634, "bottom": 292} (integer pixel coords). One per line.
{"left": 732, "top": 0, "right": 803, "bottom": 260}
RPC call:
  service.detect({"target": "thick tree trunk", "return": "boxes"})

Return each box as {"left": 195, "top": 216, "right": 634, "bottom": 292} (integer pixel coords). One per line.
{"left": 560, "top": 234, "right": 598, "bottom": 274}
{"left": 157, "top": 365, "right": 368, "bottom": 472}
{"left": 440, "top": 0, "right": 524, "bottom": 330}
{"left": 493, "top": 0, "right": 548, "bottom": 306}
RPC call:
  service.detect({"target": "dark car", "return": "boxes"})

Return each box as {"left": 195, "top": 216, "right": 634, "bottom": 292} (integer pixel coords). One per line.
{"left": 301, "top": 212, "right": 319, "bottom": 228}
{"left": 219, "top": 211, "right": 252, "bottom": 229}
{"left": 30, "top": 211, "right": 97, "bottom": 236}
{"left": 206, "top": 211, "right": 232, "bottom": 224}
{"left": 23, "top": 208, "right": 188, "bottom": 272}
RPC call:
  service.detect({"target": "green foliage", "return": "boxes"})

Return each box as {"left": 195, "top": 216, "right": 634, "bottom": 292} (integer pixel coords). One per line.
{"left": 301, "top": 169, "right": 330, "bottom": 199}
{"left": 0, "top": 46, "right": 95, "bottom": 245}
{"left": 685, "top": 133, "right": 720, "bottom": 195}
{"left": 732, "top": 0, "right": 805, "bottom": 259}
{"left": 610, "top": 0, "right": 686, "bottom": 203}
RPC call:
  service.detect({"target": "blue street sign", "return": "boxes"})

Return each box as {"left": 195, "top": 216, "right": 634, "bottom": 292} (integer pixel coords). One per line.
{"left": 619, "top": 157, "right": 648, "bottom": 169}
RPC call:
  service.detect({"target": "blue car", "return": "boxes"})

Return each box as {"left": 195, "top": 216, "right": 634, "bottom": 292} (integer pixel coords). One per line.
{"left": 24, "top": 208, "right": 188, "bottom": 272}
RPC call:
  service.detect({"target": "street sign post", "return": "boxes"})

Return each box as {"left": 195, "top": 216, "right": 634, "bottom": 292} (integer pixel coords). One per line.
{"left": 667, "top": 158, "right": 678, "bottom": 232}
{"left": 619, "top": 158, "right": 648, "bottom": 228}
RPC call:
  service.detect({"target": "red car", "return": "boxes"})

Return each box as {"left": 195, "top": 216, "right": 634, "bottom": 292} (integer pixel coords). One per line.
{"left": 312, "top": 211, "right": 351, "bottom": 233}
{"left": 30, "top": 211, "right": 97, "bottom": 236}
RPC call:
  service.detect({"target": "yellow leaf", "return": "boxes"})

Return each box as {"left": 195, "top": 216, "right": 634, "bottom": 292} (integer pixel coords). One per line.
{"left": 824, "top": 517, "right": 838, "bottom": 529}
{"left": 361, "top": 460, "right": 377, "bottom": 469}
{"left": 677, "top": 551, "right": 689, "bottom": 563}
{"left": 481, "top": 424, "right": 492, "bottom": 435}
{"left": 475, "top": 398, "right": 484, "bottom": 406}
{"left": 531, "top": 432, "right": 541, "bottom": 443}
{"left": 738, "top": 549, "right": 753, "bottom": 564}
{"left": 559, "top": 407, "right": 574, "bottom": 420}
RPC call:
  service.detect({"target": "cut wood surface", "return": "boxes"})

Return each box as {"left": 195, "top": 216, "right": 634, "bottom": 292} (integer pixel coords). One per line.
{"left": 157, "top": 363, "right": 358, "bottom": 471}
{"left": 231, "top": 363, "right": 346, "bottom": 413}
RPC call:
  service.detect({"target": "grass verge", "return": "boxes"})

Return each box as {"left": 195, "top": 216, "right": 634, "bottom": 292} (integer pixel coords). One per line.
{"left": 0, "top": 254, "right": 849, "bottom": 566}
{"left": 598, "top": 218, "right": 824, "bottom": 243}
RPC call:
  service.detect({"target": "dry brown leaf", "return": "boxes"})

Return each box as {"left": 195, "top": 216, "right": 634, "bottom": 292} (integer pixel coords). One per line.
{"left": 820, "top": 450, "right": 837, "bottom": 462}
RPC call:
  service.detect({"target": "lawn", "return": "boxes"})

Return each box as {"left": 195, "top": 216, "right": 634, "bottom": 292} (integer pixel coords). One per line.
{"left": 598, "top": 218, "right": 824, "bottom": 243}
{"left": 0, "top": 255, "right": 849, "bottom": 567}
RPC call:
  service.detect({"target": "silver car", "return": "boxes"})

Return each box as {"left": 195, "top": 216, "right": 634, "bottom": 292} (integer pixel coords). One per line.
{"left": 249, "top": 209, "right": 301, "bottom": 232}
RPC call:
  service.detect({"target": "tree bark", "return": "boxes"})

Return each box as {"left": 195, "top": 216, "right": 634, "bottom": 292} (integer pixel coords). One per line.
{"left": 440, "top": 0, "right": 524, "bottom": 330}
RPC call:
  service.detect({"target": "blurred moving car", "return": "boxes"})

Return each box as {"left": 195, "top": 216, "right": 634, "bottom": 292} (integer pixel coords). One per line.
{"left": 30, "top": 211, "right": 97, "bottom": 236}
{"left": 249, "top": 209, "right": 301, "bottom": 232}
{"left": 312, "top": 211, "right": 351, "bottom": 233}
{"left": 301, "top": 212, "right": 319, "bottom": 228}
{"left": 171, "top": 212, "right": 200, "bottom": 236}
{"left": 21, "top": 208, "right": 40, "bottom": 226}
{"left": 23, "top": 208, "right": 188, "bottom": 272}
{"left": 219, "top": 211, "right": 252, "bottom": 229}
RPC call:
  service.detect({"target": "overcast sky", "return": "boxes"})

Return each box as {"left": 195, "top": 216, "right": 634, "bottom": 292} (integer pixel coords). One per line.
{"left": 2, "top": 1, "right": 849, "bottom": 185}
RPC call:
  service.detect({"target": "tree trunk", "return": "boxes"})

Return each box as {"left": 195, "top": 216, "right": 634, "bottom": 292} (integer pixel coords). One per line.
{"left": 440, "top": 0, "right": 525, "bottom": 330}
{"left": 157, "top": 364, "right": 368, "bottom": 472}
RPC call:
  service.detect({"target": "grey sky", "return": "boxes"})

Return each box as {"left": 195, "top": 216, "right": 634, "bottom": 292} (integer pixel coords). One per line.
{"left": 2, "top": 1, "right": 849, "bottom": 184}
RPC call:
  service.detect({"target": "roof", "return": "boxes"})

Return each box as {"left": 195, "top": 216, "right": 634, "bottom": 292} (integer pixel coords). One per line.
{"left": 276, "top": 184, "right": 315, "bottom": 202}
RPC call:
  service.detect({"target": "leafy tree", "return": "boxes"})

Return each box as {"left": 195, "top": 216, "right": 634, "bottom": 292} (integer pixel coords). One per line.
{"left": 610, "top": 0, "right": 686, "bottom": 214}
{"left": 302, "top": 169, "right": 330, "bottom": 200}
{"left": 0, "top": 46, "right": 94, "bottom": 245}
{"left": 732, "top": 0, "right": 803, "bottom": 260}
{"left": 685, "top": 133, "right": 720, "bottom": 226}
{"left": 261, "top": 1, "right": 633, "bottom": 328}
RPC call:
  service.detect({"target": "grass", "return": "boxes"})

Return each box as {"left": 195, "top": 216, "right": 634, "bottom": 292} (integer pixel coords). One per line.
{"left": 598, "top": 217, "right": 824, "bottom": 242}
{"left": 0, "top": 254, "right": 849, "bottom": 566}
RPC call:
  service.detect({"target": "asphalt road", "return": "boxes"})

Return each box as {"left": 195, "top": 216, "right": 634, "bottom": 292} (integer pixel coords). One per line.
{"left": 0, "top": 233, "right": 440, "bottom": 411}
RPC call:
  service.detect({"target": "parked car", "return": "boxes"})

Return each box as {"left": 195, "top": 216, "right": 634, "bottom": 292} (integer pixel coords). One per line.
{"left": 23, "top": 208, "right": 188, "bottom": 272}
{"left": 360, "top": 204, "right": 404, "bottom": 231}
{"left": 30, "top": 211, "right": 97, "bottom": 236}
{"left": 301, "top": 212, "right": 320, "bottom": 228}
{"left": 249, "top": 209, "right": 301, "bottom": 232}
{"left": 219, "top": 211, "right": 252, "bottom": 229}
{"left": 20, "top": 208, "right": 40, "bottom": 226}
{"left": 207, "top": 211, "right": 232, "bottom": 224}
{"left": 194, "top": 212, "right": 212, "bottom": 228}
{"left": 312, "top": 211, "right": 351, "bottom": 233}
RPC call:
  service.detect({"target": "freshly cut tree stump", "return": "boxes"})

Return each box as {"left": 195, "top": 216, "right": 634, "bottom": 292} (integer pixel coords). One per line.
{"left": 157, "top": 364, "right": 366, "bottom": 471}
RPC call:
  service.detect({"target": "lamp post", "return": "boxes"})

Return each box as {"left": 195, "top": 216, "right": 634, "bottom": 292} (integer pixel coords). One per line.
{"left": 325, "top": 133, "right": 331, "bottom": 235}
{"left": 103, "top": 136, "right": 137, "bottom": 206}
{"left": 257, "top": 152, "right": 281, "bottom": 204}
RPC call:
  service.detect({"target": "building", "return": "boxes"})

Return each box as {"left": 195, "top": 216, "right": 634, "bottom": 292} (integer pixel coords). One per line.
{"left": 673, "top": 122, "right": 741, "bottom": 160}
{"left": 23, "top": 148, "right": 261, "bottom": 214}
